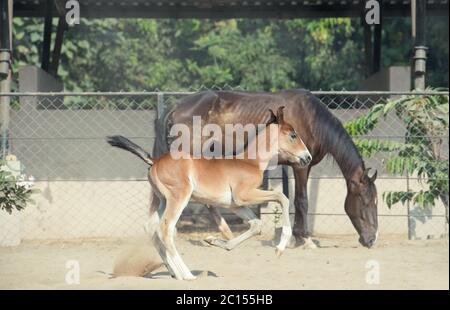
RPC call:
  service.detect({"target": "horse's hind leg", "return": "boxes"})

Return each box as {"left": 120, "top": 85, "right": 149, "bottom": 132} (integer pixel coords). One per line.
{"left": 205, "top": 207, "right": 261, "bottom": 251}
{"left": 207, "top": 205, "right": 234, "bottom": 240}
{"left": 154, "top": 195, "right": 196, "bottom": 280}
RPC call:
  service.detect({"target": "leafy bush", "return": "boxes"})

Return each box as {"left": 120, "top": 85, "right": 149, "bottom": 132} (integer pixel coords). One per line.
{"left": 345, "top": 89, "right": 449, "bottom": 222}
{"left": 0, "top": 167, "right": 36, "bottom": 214}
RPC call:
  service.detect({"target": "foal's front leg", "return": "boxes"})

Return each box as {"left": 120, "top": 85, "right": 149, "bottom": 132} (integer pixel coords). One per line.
{"left": 275, "top": 192, "right": 291, "bottom": 257}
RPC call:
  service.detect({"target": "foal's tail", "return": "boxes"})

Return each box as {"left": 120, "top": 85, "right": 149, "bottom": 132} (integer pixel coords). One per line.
{"left": 106, "top": 135, "right": 153, "bottom": 166}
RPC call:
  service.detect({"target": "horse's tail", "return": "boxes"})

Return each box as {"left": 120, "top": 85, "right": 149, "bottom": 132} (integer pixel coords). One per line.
{"left": 106, "top": 135, "right": 153, "bottom": 166}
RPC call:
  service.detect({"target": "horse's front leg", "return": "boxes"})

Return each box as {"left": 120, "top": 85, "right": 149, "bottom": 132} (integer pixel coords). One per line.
{"left": 292, "top": 166, "right": 317, "bottom": 249}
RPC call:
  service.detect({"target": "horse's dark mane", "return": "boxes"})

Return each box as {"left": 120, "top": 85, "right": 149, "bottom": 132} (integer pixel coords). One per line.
{"left": 305, "top": 93, "right": 365, "bottom": 180}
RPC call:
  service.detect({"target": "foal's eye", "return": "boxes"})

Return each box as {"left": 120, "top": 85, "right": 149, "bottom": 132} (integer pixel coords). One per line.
{"left": 290, "top": 131, "right": 297, "bottom": 139}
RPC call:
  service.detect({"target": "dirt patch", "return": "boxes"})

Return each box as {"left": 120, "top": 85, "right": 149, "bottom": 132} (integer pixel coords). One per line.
{"left": 0, "top": 234, "right": 448, "bottom": 290}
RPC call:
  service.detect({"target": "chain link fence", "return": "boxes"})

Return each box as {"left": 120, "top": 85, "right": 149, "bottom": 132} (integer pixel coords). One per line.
{"left": 0, "top": 90, "right": 448, "bottom": 246}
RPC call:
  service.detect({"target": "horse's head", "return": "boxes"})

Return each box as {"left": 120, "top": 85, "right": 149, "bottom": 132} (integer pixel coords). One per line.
{"left": 267, "top": 106, "right": 312, "bottom": 168}
{"left": 345, "top": 167, "right": 378, "bottom": 248}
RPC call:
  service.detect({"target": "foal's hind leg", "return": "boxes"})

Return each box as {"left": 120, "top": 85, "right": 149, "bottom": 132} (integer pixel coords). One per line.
{"left": 207, "top": 205, "right": 234, "bottom": 240}
{"left": 154, "top": 196, "right": 196, "bottom": 280}
{"left": 218, "top": 188, "right": 290, "bottom": 256}
{"left": 205, "top": 207, "right": 261, "bottom": 250}
{"left": 144, "top": 191, "right": 164, "bottom": 235}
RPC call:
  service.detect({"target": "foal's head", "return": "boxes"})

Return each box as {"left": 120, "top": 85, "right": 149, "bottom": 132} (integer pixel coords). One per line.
{"left": 267, "top": 107, "right": 312, "bottom": 168}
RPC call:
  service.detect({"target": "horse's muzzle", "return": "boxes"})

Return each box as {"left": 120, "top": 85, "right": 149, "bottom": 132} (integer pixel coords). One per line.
{"left": 359, "top": 236, "right": 376, "bottom": 248}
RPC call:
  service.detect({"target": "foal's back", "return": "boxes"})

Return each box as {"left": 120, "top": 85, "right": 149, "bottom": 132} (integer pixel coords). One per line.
{"left": 149, "top": 153, "right": 263, "bottom": 207}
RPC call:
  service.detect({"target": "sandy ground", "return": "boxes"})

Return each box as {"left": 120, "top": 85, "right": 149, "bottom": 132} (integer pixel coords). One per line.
{"left": 0, "top": 234, "right": 448, "bottom": 290}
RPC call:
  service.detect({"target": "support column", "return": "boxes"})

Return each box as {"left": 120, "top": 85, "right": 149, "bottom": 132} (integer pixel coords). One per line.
{"left": 373, "top": 6, "right": 382, "bottom": 74}
{"left": 0, "top": 0, "right": 12, "bottom": 158}
{"left": 412, "top": 0, "right": 428, "bottom": 90}
{"left": 49, "top": 17, "right": 67, "bottom": 76}
{"left": 362, "top": 0, "right": 383, "bottom": 76}
{"left": 41, "top": 0, "right": 53, "bottom": 72}
{"left": 363, "top": 18, "right": 373, "bottom": 77}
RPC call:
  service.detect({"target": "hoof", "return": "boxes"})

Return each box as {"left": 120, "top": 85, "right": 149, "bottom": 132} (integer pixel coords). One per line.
{"left": 204, "top": 236, "right": 229, "bottom": 250}
{"left": 275, "top": 247, "right": 284, "bottom": 257}
{"left": 205, "top": 235, "right": 215, "bottom": 243}
{"left": 302, "top": 237, "right": 318, "bottom": 249}
{"left": 184, "top": 275, "right": 197, "bottom": 281}
{"left": 288, "top": 237, "right": 318, "bottom": 249}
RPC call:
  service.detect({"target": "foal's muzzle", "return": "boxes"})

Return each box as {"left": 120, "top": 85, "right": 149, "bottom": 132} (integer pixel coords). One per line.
{"left": 298, "top": 151, "right": 312, "bottom": 167}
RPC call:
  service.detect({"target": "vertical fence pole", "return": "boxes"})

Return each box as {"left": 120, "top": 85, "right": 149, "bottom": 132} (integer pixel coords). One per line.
{"left": 282, "top": 165, "right": 289, "bottom": 199}
{"left": 0, "top": 82, "right": 10, "bottom": 159}
{"left": 157, "top": 92, "right": 165, "bottom": 119}
{"left": 406, "top": 171, "right": 413, "bottom": 240}
{"left": 0, "top": 0, "right": 12, "bottom": 159}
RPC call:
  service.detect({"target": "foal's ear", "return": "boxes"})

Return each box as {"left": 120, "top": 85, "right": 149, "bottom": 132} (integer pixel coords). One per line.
{"left": 277, "top": 106, "right": 285, "bottom": 124}
{"left": 267, "top": 109, "right": 278, "bottom": 125}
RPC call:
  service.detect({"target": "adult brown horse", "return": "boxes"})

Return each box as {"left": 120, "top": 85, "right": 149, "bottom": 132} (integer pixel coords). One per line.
{"left": 153, "top": 89, "right": 378, "bottom": 248}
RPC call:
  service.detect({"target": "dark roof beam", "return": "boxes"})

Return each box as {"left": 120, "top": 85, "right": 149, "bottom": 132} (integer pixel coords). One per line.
{"left": 12, "top": 1, "right": 450, "bottom": 18}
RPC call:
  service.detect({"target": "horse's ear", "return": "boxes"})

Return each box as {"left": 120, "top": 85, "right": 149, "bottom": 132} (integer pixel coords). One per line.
{"left": 368, "top": 168, "right": 377, "bottom": 183}
{"left": 277, "top": 106, "right": 285, "bottom": 124}
{"left": 362, "top": 167, "right": 377, "bottom": 184}
{"left": 267, "top": 109, "right": 278, "bottom": 125}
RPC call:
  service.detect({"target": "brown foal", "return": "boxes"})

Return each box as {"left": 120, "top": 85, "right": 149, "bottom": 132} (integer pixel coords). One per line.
{"left": 107, "top": 106, "right": 312, "bottom": 280}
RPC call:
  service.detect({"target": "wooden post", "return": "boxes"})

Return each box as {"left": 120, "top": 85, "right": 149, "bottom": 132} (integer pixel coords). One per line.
{"left": 41, "top": 0, "right": 53, "bottom": 72}
{"left": 49, "top": 17, "right": 67, "bottom": 77}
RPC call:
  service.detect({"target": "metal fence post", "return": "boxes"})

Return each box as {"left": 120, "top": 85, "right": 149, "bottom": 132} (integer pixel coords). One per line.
{"left": 0, "top": 82, "right": 10, "bottom": 159}
{"left": 282, "top": 165, "right": 289, "bottom": 199}
{"left": 157, "top": 92, "right": 165, "bottom": 119}
{"left": 0, "top": 0, "right": 12, "bottom": 159}
{"left": 406, "top": 171, "right": 413, "bottom": 240}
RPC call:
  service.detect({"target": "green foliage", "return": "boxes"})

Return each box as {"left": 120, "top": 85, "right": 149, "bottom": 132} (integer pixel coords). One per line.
{"left": 346, "top": 90, "right": 449, "bottom": 210}
{"left": 345, "top": 104, "right": 385, "bottom": 136}
{"left": 11, "top": 16, "right": 449, "bottom": 92}
{"left": 352, "top": 139, "right": 415, "bottom": 158}
{"left": 0, "top": 167, "right": 37, "bottom": 214}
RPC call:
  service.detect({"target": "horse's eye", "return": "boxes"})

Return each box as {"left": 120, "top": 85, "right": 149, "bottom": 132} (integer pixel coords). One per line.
{"left": 290, "top": 131, "right": 297, "bottom": 139}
